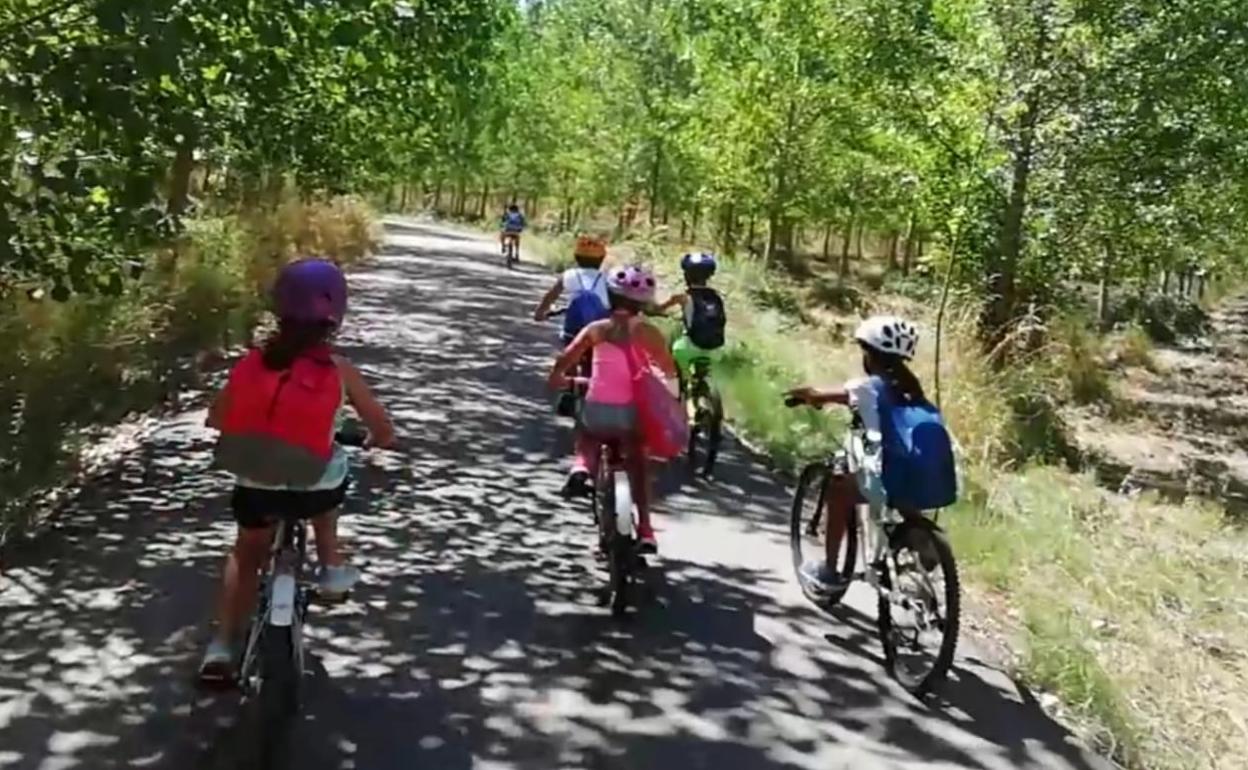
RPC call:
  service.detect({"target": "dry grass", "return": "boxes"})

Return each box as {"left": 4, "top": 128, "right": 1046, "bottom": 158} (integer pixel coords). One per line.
{"left": 0, "top": 196, "right": 379, "bottom": 544}
{"left": 509, "top": 221, "right": 1248, "bottom": 770}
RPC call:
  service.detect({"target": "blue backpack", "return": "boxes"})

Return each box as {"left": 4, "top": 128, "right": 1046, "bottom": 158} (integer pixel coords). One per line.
{"left": 875, "top": 379, "right": 958, "bottom": 511}
{"left": 563, "top": 271, "right": 609, "bottom": 339}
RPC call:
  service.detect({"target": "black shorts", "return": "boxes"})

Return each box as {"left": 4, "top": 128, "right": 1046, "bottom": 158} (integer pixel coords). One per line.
{"left": 231, "top": 480, "right": 349, "bottom": 530}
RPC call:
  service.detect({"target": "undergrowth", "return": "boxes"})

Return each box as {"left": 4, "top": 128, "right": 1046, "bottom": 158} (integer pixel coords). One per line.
{"left": 0, "top": 196, "right": 379, "bottom": 545}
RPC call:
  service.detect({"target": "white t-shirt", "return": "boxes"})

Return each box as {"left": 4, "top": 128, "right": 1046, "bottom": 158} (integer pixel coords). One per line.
{"left": 845, "top": 376, "right": 883, "bottom": 439}
{"left": 563, "top": 268, "right": 609, "bottom": 306}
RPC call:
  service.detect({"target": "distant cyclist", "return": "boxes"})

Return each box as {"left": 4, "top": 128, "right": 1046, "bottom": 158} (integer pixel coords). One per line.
{"left": 547, "top": 264, "right": 678, "bottom": 551}
{"left": 199, "top": 259, "right": 396, "bottom": 683}
{"left": 657, "top": 251, "right": 728, "bottom": 389}
{"left": 533, "top": 235, "right": 611, "bottom": 415}
{"left": 499, "top": 203, "right": 526, "bottom": 257}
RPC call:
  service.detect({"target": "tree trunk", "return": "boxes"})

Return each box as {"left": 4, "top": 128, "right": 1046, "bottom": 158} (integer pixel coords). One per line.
{"left": 648, "top": 142, "right": 663, "bottom": 227}
{"left": 887, "top": 232, "right": 899, "bottom": 272}
{"left": 1096, "top": 244, "right": 1113, "bottom": 329}
{"left": 167, "top": 132, "right": 196, "bottom": 216}
{"left": 902, "top": 212, "right": 916, "bottom": 276}
{"left": 1161, "top": 269, "right": 1171, "bottom": 294}
{"left": 822, "top": 224, "right": 832, "bottom": 261}
{"left": 854, "top": 222, "right": 865, "bottom": 261}
{"left": 838, "top": 211, "right": 856, "bottom": 283}
{"left": 747, "top": 216, "right": 757, "bottom": 255}
{"left": 433, "top": 179, "right": 444, "bottom": 213}
{"left": 691, "top": 204, "right": 700, "bottom": 240}
{"left": 721, "top": 202, "right": 735, "bottom": 254}
{"left": 478, "top": 182, "right": 490, "bottom": 219}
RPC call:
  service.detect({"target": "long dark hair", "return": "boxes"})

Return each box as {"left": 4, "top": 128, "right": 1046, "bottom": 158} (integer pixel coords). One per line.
{"left": 863, "top": 346, "right": 925, "bottom": 403}
{"left": 261, "top": 318, "right": 335, "bottom": 370}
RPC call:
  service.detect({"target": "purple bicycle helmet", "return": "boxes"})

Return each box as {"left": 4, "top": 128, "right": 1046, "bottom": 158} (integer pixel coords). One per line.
{"left": 607, "top": 264, "right": 658, "bottom": 304}
{"left": 272, "top": 258, "right": 348, "bottom": 325}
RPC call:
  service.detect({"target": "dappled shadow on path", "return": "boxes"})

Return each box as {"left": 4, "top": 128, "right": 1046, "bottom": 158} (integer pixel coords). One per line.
{"left": 0, "top": 222, "right": 1109, "bottom": 770}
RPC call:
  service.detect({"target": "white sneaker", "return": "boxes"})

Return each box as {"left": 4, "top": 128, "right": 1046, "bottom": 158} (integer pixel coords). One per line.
{"left": 318, "top": 564, "right": 360, "bottom": 597}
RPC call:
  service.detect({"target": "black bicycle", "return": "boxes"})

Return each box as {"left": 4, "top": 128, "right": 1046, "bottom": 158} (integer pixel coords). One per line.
{"left": 229, "top": 430, "right": 369, "bottom": 729}
{"left": 785, "top": 397, "right": 961, "bottom": 696}
{"left": 682, "top": 357, "right": 723, "bottom": 477}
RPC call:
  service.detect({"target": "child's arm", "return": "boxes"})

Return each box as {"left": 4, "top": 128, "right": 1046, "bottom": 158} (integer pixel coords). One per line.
{"left": 548, "top": 324, "right": 597, "bottom": 389}
{"left": 336, "top": 358, "right": 396, "bottom": 448}
{"left": 655, "top": 292, "right": 687, "bottom": 314}
{"left": 533, "top": 277, "right": 563, "bottom": 321}
{"left": 785, "top": 385, "right": 849, "bottom": 407}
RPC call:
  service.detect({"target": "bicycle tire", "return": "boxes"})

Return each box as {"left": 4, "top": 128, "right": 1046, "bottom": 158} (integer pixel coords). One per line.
{"left": 258, "top": 625, "right": 299, "bottom": 721}
{"left": 609, "top": 538, "right": 632, "bottom": 618}
{"left": 702, "top": 389, "right": 724, "bottom": 477}
{"left": 877, "top": 519, "right": 961, "bottom": 696}
{"left": 790, "top": 462, "right": 857, "bottom": 607}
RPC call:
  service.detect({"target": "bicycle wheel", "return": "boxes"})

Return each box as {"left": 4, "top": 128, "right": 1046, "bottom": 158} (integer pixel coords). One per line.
{"left": 258, "top": 625, "right": 299, "bottom": 721}
{"left": 789, "top": 463, "right": 857, "bottom": 607}
{"left": 609, "top": 537, "right": 632, "bottom": 618}
{"left": 701, "top": 389, "right": 723, "bottom": 477}
{"left": 876, "top": 518, "right": 961, "bottom": 696}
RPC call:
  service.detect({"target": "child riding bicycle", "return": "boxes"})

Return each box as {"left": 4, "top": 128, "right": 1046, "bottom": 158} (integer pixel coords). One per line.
{"left": 499, "top": 203, "right": 526, "bottom": 256}
{"left": 199, "top": 259, "right": 395, "bottom": 683}
{"left": 547, "top": 264, "right": 679, "bottom": 552}
{"left": 656, "top": 251, "right": 727, "bottom": 399}
{"left": 784, "top": 315, "right": 954, "bottom": 593}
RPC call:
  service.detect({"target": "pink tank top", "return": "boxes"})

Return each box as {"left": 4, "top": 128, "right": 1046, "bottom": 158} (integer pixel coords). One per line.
{"left": 586, "top": 340, "right": 635, "bottom": 405}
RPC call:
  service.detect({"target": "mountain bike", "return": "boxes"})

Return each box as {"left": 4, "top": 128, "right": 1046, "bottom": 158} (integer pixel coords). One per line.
{"left": 501, "top": 232, "right": 521, "bottom": 268}
{"left": 682, "top": 357, "right": 723, "bottom": 477}
{"left": 785, "top": 398, "right": 961, "bottom": 696}
{"left": 589, "top": 435, "right": 650, "bottom": 618}
{"left": 229, "top": 430, "right": 370, "bottom": 728}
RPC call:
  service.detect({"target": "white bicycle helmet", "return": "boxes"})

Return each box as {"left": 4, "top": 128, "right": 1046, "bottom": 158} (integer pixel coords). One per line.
{"left": 854, "top": 315, "right": 918, "bottom": 360}
{"left": 607, "top": 264, "right": 657, "bottom": 304}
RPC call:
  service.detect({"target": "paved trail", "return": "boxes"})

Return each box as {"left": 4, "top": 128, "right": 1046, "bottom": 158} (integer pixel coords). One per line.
{"left": 0, "top": 220, "right": 1113, "bottom": 770}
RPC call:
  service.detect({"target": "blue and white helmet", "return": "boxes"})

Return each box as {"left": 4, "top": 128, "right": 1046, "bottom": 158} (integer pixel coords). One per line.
{"left": 680, "top": 251, "right": 717, "bottom": 277}
{"left": 854, "top": 315, "right": 918, "bottom": 360}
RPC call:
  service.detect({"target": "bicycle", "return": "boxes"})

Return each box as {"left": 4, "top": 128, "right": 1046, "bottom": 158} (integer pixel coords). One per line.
{"left": 784, "top": 397, "right": 961, "bottom": 696}
{"left": 588, "top": 433, "right": 651, "bottom": 618}
{"left": 501, "top": 231, "right": 521, "bottom": 268}
{"left": 226, "top": 430, "right": 371, "bottom": 727}
{"left": 681, "top": 356, "right": 723, "bottom": 477}
{"left": 546, "top": 307, "right": 589, "bottom": 419}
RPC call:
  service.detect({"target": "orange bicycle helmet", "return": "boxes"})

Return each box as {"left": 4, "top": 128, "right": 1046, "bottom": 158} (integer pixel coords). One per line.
{"left": 573, "top": 235, "right": 607, "bottom": 262}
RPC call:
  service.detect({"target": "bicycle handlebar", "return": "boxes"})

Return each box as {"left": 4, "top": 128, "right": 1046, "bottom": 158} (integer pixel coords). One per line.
{"left": 335, "top": 429, "right": 368, "bottom": 447}
{"left": 547, "top": 307, "right": 567, "bottom": 318}
{"left": 783, "top": 396, "right": 807, "bottom": 408}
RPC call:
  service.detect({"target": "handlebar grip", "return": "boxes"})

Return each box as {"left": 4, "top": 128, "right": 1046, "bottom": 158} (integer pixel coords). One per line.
{"left": 334, "top": 429, "right": 368, "bottom": 447}
{"left": 547, "top": 308, "right": 567, "bottom": 318}
{"left": 783, "top": 396, "right": 806, "bottom": 409}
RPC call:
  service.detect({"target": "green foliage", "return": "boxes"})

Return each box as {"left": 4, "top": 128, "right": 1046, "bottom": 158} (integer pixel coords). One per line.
{"left": 0, "top": 197, "right": 377, "bottom": 542}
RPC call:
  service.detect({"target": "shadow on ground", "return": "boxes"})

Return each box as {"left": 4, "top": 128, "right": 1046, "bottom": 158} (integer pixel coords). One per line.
{"left": 0, "top": 222, "right": 1109, "bottom": 770}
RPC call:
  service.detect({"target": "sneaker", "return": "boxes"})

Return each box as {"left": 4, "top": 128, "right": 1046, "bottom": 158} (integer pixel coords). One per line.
{"left": 636, "top": 522, "right": 658, "bottom": 554}
{"left": 561, "top": 470, "right": 592, "bottom": 499}
{"left": 800, "top": 559, "right": 848, "bottom": 594}
{"left": 198, "top": 636, "right": 235, "bottom": 684}
{"left": 318, "top": 564, "right": 360, "bottom": 598}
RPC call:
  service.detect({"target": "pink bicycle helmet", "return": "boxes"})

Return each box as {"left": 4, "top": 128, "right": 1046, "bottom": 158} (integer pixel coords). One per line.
{"left": 607, "top": 264, "right": 657, "bottom": 304}
{"left": 273, "top": 258, "right": 348, "bottom": 326}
